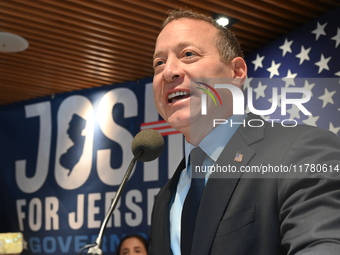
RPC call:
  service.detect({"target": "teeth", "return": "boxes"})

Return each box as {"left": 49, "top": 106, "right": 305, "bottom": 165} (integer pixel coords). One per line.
{"left": 168, "top": 91, "right": 188, "bottom": 100}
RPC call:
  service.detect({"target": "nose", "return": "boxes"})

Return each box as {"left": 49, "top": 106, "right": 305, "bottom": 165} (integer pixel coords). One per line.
{"left": 162, "top": 57, "right": 183, "bottom": 83}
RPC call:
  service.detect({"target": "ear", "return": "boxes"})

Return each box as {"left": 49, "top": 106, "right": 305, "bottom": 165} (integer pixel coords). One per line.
{"left": 231, "top": 57, "right": 247, "bottom": 88}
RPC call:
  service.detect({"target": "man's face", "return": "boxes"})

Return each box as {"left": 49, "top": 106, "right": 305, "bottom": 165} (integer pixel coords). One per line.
{"left": 153, "top": 18, "right": 244, "bottom": 142}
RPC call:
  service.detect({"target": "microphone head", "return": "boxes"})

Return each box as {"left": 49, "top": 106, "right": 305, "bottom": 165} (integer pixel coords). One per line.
{"left": 131, "top": 129, "right": 164, "bottom": 162}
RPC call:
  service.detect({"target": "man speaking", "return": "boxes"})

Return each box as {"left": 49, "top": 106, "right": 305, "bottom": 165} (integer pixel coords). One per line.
{"left": 149, "top": 9, "right": 340, "bottom": 255}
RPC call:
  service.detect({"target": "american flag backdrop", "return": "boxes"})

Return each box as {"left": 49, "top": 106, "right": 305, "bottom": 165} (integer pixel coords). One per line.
{"left": 244, "top": 8, "right": 340, "bottom": 136}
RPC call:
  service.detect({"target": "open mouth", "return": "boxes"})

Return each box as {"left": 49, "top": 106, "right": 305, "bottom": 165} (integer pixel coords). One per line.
{"left": 167, "top": 91, "right": 191, "bottom": 103}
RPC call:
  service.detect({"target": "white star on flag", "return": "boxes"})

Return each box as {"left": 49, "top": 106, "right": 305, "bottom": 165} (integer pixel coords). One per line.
{"left": 296, "top": 45, "right": 311, "bottom": 65}
{"left": 312, "top": 22, "right": 327, "bottom": 40}
{"left": 267, "top": 60, "right": 281, "bottom": 78}
{"left": 315, "top": 54, "right": 331, "bottom": 73}
{"left": 253, "top": 81, "right": 267, "bottom": 100}
{"left": 318, "top": 88, "right": 336, "bottom": 108}
{"left": 303, "top": 115, "right": 320, "bottom": 127}
{"left": 252, "top": 54, "right": 265, "bottom": 71}
{"left": 282, "top": 70, "right": 298, "bottom": 87}
{"left": 279, "top": 38, "right": 293, "bottom": 56}
{"left": 329, "top": 122, "right": 340, "bottom": 135}
{"left": 331, "top": 28, "right": 340, "bottom": 48}
{"left": 335, "top": 71, "right": 340, "bottom": 83}
{"left": 302, "top": 80, "right": 316, "bottom": 96}
{"left": 287, "top": 105, "right": 301, "bottom": 119}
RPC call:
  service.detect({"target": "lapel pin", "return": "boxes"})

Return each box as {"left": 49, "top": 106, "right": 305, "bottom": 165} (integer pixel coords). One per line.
{"left": 234, "top": 151, "right": 244, "bottom": 163}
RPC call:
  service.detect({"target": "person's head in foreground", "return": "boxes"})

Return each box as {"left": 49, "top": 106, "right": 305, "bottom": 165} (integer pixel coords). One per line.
{"left": 153, "top": 9, "right": 247, "bottom": 145}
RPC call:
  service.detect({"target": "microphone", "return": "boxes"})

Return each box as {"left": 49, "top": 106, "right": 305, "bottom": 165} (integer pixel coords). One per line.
{"left": 79, "top": 129, "right": 164, "bottom": 255}
{"left": 131, "top": 128, "right": 165, "bottom": 162}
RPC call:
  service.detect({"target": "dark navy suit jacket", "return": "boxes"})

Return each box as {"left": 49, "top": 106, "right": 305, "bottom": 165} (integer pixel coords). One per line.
{"left": 149, "top": 114, "right": 340, "bottom": 255}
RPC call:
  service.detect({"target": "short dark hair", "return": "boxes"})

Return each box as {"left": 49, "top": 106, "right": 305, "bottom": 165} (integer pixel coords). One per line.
{"left": 116, "top": 234, "right": 148, "bottom": 255}
{"left": 162, "top": 9, "right": 244, "bottom": 62}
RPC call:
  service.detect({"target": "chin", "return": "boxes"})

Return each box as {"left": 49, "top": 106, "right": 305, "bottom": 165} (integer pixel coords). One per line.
{"left": 167, "top": 114, "right": 191, "bottom": 131}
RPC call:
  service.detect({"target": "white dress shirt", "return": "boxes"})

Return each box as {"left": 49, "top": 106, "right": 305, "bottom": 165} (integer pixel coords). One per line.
{"left": 170, "top": 115, "right": 246, "bottom": 255}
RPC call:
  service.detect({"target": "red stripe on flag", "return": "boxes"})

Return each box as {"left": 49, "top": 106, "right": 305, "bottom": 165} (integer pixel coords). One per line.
{"left": 141, "top": 120, "right": 167, "bottom": 127}
{"left": 141, "top": 120, "right": 181, "bottom": 136}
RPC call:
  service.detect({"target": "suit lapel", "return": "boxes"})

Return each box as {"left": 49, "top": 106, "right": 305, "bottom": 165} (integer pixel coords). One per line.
{"left": 191, "top": 114, "right": 266, "bottom": 254}
{"left": 152, "top": 158, "right": 185, "bottom": 255}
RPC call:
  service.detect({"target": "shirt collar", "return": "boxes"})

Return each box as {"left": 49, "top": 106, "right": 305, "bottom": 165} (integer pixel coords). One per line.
{"left": 184, "top": 114, "right": 247, "bottom": 167}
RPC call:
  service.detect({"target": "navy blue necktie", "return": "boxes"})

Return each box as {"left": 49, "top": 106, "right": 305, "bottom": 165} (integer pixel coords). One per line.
{"left": 181, "top": 147, "right": 206, "bottom": 254}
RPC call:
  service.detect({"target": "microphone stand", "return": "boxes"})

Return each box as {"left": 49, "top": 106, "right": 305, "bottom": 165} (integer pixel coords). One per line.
{"left": 85, "top": 149, "right": 143, "bottom": 255}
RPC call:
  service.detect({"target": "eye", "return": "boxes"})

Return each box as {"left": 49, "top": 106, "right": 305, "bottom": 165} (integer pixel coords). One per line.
{"left": 183, "top": 51, "right": 195, "bottom": 57}
{"left": 154, "top": 60, "right": 165, "bottom": 68}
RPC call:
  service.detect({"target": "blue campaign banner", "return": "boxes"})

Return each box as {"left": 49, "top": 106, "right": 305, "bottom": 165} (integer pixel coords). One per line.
{"left": 0, "top": 78, "right": 184, "bottom": 254}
